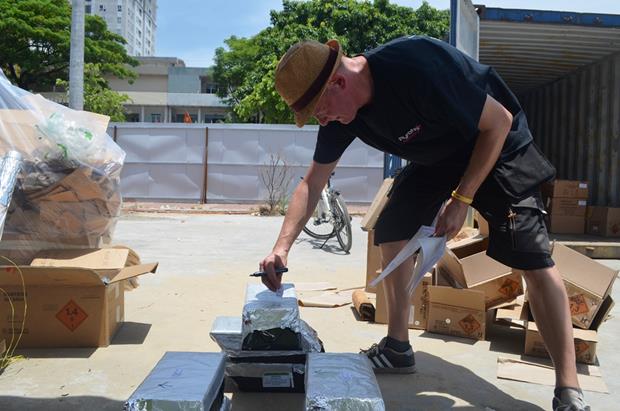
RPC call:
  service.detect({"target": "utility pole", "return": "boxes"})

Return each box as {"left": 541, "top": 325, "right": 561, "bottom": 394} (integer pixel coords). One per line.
{"left": 69, "top": 0, "right": 85, "bottom": 110}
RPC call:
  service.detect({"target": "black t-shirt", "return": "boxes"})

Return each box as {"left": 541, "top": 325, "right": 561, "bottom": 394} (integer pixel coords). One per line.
{"left": 313, "top": 36, "right": 533, "bottom": 167}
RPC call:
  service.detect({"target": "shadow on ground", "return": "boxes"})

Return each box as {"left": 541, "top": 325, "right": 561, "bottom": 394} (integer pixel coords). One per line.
{"left": 0, "top": 396, "right": 124, "bottom": 411}
{"left": 225, "top": 351, "right": 543, "bottom": 411}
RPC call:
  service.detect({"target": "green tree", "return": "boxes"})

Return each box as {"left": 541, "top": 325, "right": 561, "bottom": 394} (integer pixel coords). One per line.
{"left": 213, "top": 0, "right": 449, "bottom": 124}
{"left": 56, "top": 64, "right": 131, "bottom": 121}
{"left": 0, "top": 0, "right": 137, "bottom": 91}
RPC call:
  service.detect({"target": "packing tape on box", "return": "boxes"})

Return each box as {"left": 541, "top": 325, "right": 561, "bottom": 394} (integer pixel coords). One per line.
{"left": 241, "top": 283, "right": 301, "bottom": 338}
{"left": 210, "top": 316, "right": 323, "bottom": 358}
{"left": 305, "top": 353, "right": 385, "bottom": 411}
{"left": 225, "top": 362, "right": 305, "bottom": 378}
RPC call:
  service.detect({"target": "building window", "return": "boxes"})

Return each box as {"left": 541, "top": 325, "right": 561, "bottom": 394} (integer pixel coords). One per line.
{"left": 85, "top": 5, "right": 91, "bottom": 13}
{"left": 99, "top": 5, "right": 104, "bottom": 11}
{"left": 117, "top": 17, "right": 122, "bottom": 23}
{"left": 126, "top": 113, "right": 140, "bottom": 122}
{"left": 117, "top": 5, "right": 122, "bottom": 11}
{"left": 151, "top": 113, "right": 161, "bottom": 123}
{"left": 204, "top": 114, "right": 225, "bottom": 123}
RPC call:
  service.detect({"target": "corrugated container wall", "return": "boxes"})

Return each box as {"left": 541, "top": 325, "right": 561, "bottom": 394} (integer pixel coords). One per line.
{"left": 521, "top": 52, "right": 620, "bottom": 207}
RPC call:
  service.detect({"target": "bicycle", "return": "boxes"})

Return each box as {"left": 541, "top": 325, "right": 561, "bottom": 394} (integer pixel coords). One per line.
{"left": 302, "top": 172, "right": 353, "bottom": 253}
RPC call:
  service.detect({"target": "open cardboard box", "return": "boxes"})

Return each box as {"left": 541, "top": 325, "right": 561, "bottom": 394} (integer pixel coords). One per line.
{"left": 427, "top": 286, "right": 486, "bottom": 340}
{"left": 374, "top": 272, "right": 432, "bottom": 330}
{"left": 0, "top": 247, "right": 157, "bottom": 348}
{"left": 437, "top": 249, "right": 523, "bottom": 310}
{"left": 553, "top": 243, "right": 617, "bottom": 329}
{"left": 525, "top": 322, "right": 598, "bottom": 365}
{"left": 542, "top": 179, "right": 589, "bottom": 199}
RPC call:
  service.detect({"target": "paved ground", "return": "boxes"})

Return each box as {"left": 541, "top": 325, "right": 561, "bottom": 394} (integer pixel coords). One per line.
{"left": 0, "top": 213, "right": 618, "bottom": 410}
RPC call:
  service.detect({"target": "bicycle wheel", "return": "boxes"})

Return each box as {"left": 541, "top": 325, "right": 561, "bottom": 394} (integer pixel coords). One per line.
{"left": 302, "top": 204, "right": 335, "bottom": 240}
{"left": 333, "top": 194, "right": 352, "bottom": 253}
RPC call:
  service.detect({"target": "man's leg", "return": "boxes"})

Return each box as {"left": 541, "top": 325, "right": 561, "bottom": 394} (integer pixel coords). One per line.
{"left": 522, "top": 265, "right": 579, "bottom": 388}
{"left": 360, "top": 239, "right": 417, "bottom": 374}
{"left": 380, "top": 240, "right": 414, "bottom": 341}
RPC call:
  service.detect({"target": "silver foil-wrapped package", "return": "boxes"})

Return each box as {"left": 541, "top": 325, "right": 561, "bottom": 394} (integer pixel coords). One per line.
{"left": 305, "top": 353, "right": 385, "bottom": 411}
{"left": 226, "top": 362, "right": 306, "bottom": 392}
{"left": 242, "top": 283, "right": 302, "bottom": 350}
{"left": 0, "top": 150, "right": 22, "bottom": 238}
{"left": 125, "top": 352, "right": 226, "bottom": 411}
{"left": 211, "top": 316, "right": 322, "bottom": 358}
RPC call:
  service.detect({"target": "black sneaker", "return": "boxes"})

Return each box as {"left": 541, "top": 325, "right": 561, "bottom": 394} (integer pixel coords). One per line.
{"left": 553, "top": 387, "right": 591, "bottom": 411}
{"left": 360, "top": 337, "right": 416, "bottom": 374}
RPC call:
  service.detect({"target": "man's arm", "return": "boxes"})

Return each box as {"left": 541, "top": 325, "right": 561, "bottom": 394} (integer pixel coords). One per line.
{"left": 260, "top": 159, "right": 338, "bottom": 290}
{"left": 434, "top": 94, "right": 513, "bottom": 239}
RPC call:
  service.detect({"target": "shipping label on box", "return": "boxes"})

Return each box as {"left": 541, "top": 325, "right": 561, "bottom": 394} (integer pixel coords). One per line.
{"left": 543, "top": 180, "right": 588, "bottom": 199}
{"left": 524, "top": 322, "right": 597, "bottom": 365}
{"left": 553, "top": 244, "right": 617, "bottom": 329}
{"left": 587, "top": 206, "right": 620, "bottom": 238}
{"left": 427, "top": 286, "right": 486, "bottom": 341}
{"left": 549, "top": 198, "right": 587, "bottom": 217}
{"left": 375, "top": 272, "right": 432, "bottom": 330}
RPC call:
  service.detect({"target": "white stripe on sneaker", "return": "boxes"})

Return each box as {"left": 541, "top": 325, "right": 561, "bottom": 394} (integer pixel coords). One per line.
{"left": 371, "top": 356, "right": 383, "bottom": 368}
{"left": 379, "top": 354, "right": 394, "bottom": 368}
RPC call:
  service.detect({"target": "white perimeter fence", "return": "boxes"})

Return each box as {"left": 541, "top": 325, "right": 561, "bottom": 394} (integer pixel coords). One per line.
{"left": 108, "top": 123, "right": 385, "bottom": 204}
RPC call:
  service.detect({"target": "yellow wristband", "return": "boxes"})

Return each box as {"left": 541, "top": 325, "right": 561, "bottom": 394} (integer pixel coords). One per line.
{"left": 451, "top": 190, "right": 473, "bottom": 205}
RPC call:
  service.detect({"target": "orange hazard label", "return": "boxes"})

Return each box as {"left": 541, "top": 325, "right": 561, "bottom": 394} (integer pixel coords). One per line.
{"left": 574, "top": 340, "right": 590, "bottom": 356}
{"left": 459, "top": 314, "right": 481, "bottom": 335}
{"left": 56, "top": 300, "right": 88, "bottom": 331}
{"left": 568, "top": 294, "right": 589, "bottom": 316}
{"left": 498, "top": 278, "right": 520, "bottom": 298}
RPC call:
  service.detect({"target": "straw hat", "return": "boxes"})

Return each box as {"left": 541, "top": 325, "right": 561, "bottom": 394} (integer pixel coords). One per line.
{"left": 275, "top": 39, "right": 343, "bottom": 127}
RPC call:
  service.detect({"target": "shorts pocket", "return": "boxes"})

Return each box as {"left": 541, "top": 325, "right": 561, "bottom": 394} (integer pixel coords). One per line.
{"left": 507, "top": 196, "right": 550, "bottom": 255}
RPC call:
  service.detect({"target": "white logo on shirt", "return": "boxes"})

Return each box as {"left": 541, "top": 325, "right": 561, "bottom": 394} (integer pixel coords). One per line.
{"left": 398, "top": 124, "right": 422, "bottom": 143}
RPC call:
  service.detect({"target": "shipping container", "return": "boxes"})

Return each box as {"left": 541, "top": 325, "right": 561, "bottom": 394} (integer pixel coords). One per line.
{"left": 452, "top": 0, "right": 620, "bottom": 207}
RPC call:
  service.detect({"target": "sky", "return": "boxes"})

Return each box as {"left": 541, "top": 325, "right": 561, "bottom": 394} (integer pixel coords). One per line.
{"left": 156, "top": 0, "right": 620, "bottom": 67}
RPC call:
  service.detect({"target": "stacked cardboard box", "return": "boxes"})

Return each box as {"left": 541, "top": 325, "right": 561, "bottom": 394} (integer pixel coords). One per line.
{"left": 543, "top": 179, "right": 589, "bottom": 234}
{"left": 587, "top": 206, "right": 620, "bottom": 237}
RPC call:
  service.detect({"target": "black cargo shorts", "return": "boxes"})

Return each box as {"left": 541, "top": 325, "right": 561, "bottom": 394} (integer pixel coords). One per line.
{"left": 374, "top": 160, "right": 554, "bottom": 271}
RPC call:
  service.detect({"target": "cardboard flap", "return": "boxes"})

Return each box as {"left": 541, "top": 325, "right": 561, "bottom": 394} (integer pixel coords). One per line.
{"left": 428, "top": 286, "right": 485, "bottom": 311}
{"left": 527, "top": 322, "right": 597, "bottom": 342}
{"left": 437, "top": 248, "right": 466, "bottom": 287}
{"left": 460, "top": 252, "right": 512, "bottom": 287}
{"left": 447, "top": 234, "right": 489, "bottom": 259}
{"left": 0, "top": 266, "right": 103, "bottom": 287}
{"left": 553, "top": 244, "right": 618, "bottom": 298}
{"left": 107, "top": 263, "right": 158, "bottom": 284}
{"left": 32, "top": 248, "right": 131, "bottom": 270}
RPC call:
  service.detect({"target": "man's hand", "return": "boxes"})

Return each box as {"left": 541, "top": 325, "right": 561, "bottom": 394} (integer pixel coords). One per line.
{"left": 259, "top": 251, "right": 288, "bottom": 291}
{"left": 434, "top": 198, "right": 469, "bottom": 240}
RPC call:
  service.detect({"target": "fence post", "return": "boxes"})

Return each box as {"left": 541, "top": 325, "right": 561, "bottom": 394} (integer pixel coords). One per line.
{"left": 201, "top": 126, "right": 209, "bottom": 204}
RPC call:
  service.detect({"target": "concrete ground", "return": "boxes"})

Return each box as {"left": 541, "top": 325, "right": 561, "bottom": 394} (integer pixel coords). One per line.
{"left": 0, "top": 213, "right": 618, "bottom": 410}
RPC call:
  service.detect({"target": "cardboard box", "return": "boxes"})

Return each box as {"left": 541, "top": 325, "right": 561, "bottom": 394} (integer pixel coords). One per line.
{"left": 361, "top": 178, "right": 393, "bottom": 231}
{"left": 365, "top": 230, "right": 381, "bottom": 293}
{"left": 553, "top": 243, "right": 617, "bottom": 329}
{"left": 374, "top": 272, "right": 432, "bottom": 330}
{"left": 587, "top": 206, "right": 620, "bottom": 237}
{"left": 543, "top": 180, "right": 588, "bottom": 199}
{"left": 548, "top": 198, "right": 587, "bottom": 217}
{"left": 0, "top": 248, "right": 157, "bottom": 347}
{"left": 437, "top": 249, "right": 523, "bottom": 310}
{"left": 524, "top": 322, "right": 597, "bottom": 365}
{"left": 446, "top": 235, "right": 489, "bottom": 260}
{"left": 549, "top": 215, "right": 585, "bottom": 234}
{"left": 427, "top": 286, "right": 486, "bottom": 340}
{"left": 474, "top": 211, "right": 489, "bottom": 236}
